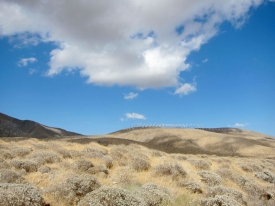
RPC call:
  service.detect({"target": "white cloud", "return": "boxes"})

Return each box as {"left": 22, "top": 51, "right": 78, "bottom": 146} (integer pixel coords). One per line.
{"left": 234, "top": 123, "right": 249, "bottom": 127}
{"left": 29, "top": 68, "right": 37, "bottom": 75}
{"left": 174, "top": 82, "right": 197, "bottom": 96}
{"left": 124, "top": 92, "right": 138, "bottom": 100}
{"left": 0, "top": 0, "right": 263, "bottom": 90}
{"left": 202, "top": 58, "right": 208, "bottom": 63}
{"left": 17, "top": 57, "right": 37, "bottom": 67}
{"left": 125, "top": 113, "right": 146, "bottom": 120}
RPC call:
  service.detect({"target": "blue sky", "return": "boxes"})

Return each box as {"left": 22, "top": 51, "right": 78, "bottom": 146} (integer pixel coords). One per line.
{"left": 1, "top": 0, "right": 274, "bottom": 136}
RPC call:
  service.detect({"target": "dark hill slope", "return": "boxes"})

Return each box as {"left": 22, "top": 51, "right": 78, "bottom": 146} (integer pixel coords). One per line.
{"left": 0, "top": 112, "right": 82, "bottom": 138}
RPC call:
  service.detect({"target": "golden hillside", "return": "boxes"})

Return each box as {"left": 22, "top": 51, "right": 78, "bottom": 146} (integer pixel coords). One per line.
{"left": 0, "top": 128, "right": 274, "bottom": 205}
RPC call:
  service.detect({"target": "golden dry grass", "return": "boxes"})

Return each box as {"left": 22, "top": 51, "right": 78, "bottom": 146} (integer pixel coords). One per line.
{"left": 0, "top": 128, "right": 275, "bottom": 205}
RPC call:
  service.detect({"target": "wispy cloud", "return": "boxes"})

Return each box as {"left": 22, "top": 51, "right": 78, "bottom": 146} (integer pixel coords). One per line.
{"left": 125, "top": 113, "right": 146, "bottom": 120}
{"left": 17, "top": 57, "right": 37, "bottom": 67}
{"left": 124, "top": 92, "right": 138, "bottom": 100}
{"left": 202, "top": 58, "right": 208, "bottom": 63}
{"left": 234, "top": 123, "right": 249, "bottom": 127}
{"left": 29, "top": 68, "right": 38, "bottom": 75}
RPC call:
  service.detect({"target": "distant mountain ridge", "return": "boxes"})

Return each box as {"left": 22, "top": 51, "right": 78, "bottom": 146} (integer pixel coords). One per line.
{"left": 0, "top": 112, "right": 82, "bottom": 138}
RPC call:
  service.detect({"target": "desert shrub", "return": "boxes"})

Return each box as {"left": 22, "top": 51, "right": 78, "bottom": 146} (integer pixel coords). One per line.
{"left": 65, "top": 174, "right": 101, "bottom": 196}
{"left": 0, "top": 150, "right": 15, "bottom": 159}
{"left": 201, "top": 195, "right": 242, "bottom": 206}
{"left": 0, "top": 170, "right": 25, "bottom": 183}
{"left": 239, "top": 164, "right": 254, "bottom": 172}
{"left": 78, "top": 187, "right": 145, "bottom": 206}
{"left": 32, "top": 143, "right": 49, "bottom": 150}
{"left": 255, "top": 171, "right": 275, "bottom": 183}
{"left": 177, "top": 181, "right": 203, "bottom": 193}
{"left": 28, "top": 151, "right": 61, "bottom": 164}
{"left": 207, "top": 186, "right": 246, "bottom": 205}
{"left": 153, "top": 162, "right": 187, "bottom": 180}
{"left": 10, "top": 147, "right": 32, "bottom": 157}
{"left": 176, "top": 155, "right": 188, "bottom": 160}
{"left": 198, "top": 171, "right": 222, "bottom": 187}
{"left": 114, "top": 166, "right": 135, "bottom": 184}
{"left": 0, "top": 158, "right": 11, "bottom": 169}
{"left": 69, "top": 150, "right": 82, "bottom": 158}
{"left": 210, "top": 158, "right": 223, "bottom": 163}
{"left": 82, "top": 147, "right": 107, "bottom": 158}
{"left": 97, "top": 164, "right": 108, "bottom": 175}
{"left": 56, "top": 148, "right": 72, "bottom": 158}
{"left": 103, "top": 156, "right": 113, "bottom": 169}
{"left": 30, "top": 157, "right": 46, "bottom": 167}
{"left": 88, "top": 164, "right": 109, "bottom": 175}
{"left": 45, "top": 174, "right": 101, "bottom": 205}
{"left": 0, "top": 183, "right": 45, "bottom": 206}
{"left": 130, "top": 157, "right": 151, "bottom": 172}
{"left": 151, "top": 150, "right": 164, "bottom": 157}
{"left": 232, "top": 174, "right": 266, "bottom": 199}
{"left": 136, "top": 183, "right": 172, "bottom": 206}
{"left": 188, "top": 159, "right": 211, "bottom": 170}
{"left": 210, "top": 157, "right": 231, "bottom": 164}
{"left": 10, "top": 159, "right": 38, "bottom": 172}
{"left": 215, "top": 168, "right": 234, "bottom": 180}
{"left": 38, "top": 165, "right": 51, "bottom": 174}
{"left": 72, "top": 159, "right": 94, "bottom": 172}
{"left": 110, "top": 147, "right": 128, "bottom": 166}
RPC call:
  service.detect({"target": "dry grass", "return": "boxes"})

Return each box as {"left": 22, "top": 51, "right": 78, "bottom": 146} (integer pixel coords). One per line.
{"left": 0, "top": 134, "right": 274, "bottom": 205}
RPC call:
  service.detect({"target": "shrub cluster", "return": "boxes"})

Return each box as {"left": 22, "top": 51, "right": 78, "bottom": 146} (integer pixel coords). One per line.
{"left": 28, "top": 151, "right": 61, "bottom": 164}
{"left": 0, "top": 183, "right": 45, "bottom": 206}
{"left": 153, "top": 162, "right": 187, "bottom": 180}
{"left": 201, "top": 195, "right": 242, "bottom": 206}
{"left": 130, "top": 157, "right": 151, "bottom": 172}
{"left": 114, "top": 166, "right": 135, "bottom": 185}
{"left": 78, "top": 187, "right": 145, "bottom": 206}
{"left": 136, "top": 183, "right": 172, "bottom": 206}
{"left": 110, "top": 146, "right": 128, "bottom": 166}
{"left": 10, "top": 147, "right": 32, "bottom": 157}
{"left": 10, "top": 159, "right": 38, "bottom": 172}
{"left": 188, "top": 159, "right": 211, "bottom": 170}
{"left": 198, "top": 171, "right": 222, "bottom": 187}
{"left": 177, "top": 181, "right": 203, "bottom": 193}
{"left": 255, "top": 171, "right": 275, "bottom": 183}
{"left": 82, "top": 147, "right": 107, "bottom": 158}
{"left": 207, "top": 186, "right": 246, "bottom": 205}
{"left": 0, "top": 169, "right": 25, "bottom": 183}
{"left": 72, "top": 159, "right": 94, "bottom": 172}
{"left": 44, "top": 174, "right": 101, "bottom": 205}
{"left": 38, "top": 166, "right": 51, "bottom": 174}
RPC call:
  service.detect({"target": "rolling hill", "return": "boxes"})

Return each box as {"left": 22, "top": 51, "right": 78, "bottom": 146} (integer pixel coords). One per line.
{"left": 0, "top": 112, "right": 82, "bottom": 138}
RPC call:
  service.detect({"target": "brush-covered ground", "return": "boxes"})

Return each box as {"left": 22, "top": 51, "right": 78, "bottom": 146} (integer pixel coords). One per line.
{"left": 0, "top": 129, "right": 275, "bottom": 206}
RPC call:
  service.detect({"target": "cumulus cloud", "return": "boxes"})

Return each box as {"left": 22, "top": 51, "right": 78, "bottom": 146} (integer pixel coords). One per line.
{"left": 0, "top": 0, "right": 263, "bottom": 90}
{"left": 174, "top": 82, "right": 197, "bottom": 96}
{"left": 234, "top": 123, "right": 249, "bottom": 127}
{"left": 124, "top": 92, "right": 138, "bottom": 100}
{"left": 125, "top": 113, "right": 146, "bottom": 120}
{"left": 17, "top": 57, "right": 37, "bottom": 67}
